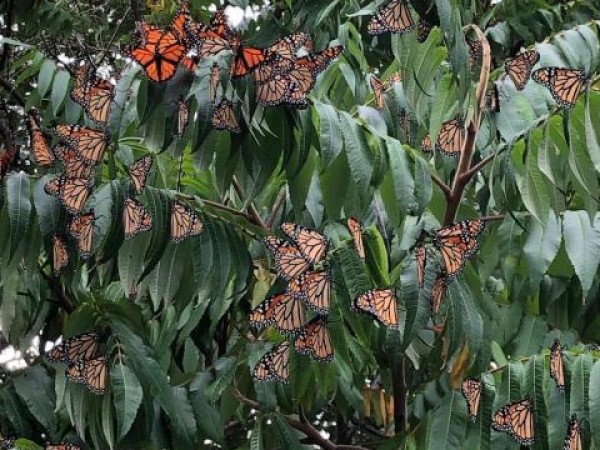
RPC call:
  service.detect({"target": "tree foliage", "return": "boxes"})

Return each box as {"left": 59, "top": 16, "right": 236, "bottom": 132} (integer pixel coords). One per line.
{"left": 0, "top": 0, "right": 600, "bottom": 449}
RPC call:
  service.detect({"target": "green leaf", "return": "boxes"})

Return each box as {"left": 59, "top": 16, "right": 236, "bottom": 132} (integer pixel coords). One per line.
{"left": 562, "top": 211, "right": 600, "bottom": 297}
{"left": 426, "top": 390, "right": 468, "bottom": 450}
{"left": 51, "top": 70, "right": 70, "bottom": 116}
{"left": 5, "top": 172, "right": 32, "bottom": 262}
{"left": 384, "top": 138, "right": 415, "bottom": 215}
{"left": 314, "top": 101, "right": 343, "bottom": 167}
{"left": 585, "top": 92, "right": 600, "bottom": 175}
{"left": 13, "top": 366, "right": 57, "bottom": 440}
{"left": 250, "top": 416, "right": 264, "bottom": 450}
{"left": 111, "top": 363, "right": 143, "bottom": 439}
{"left": 37, "top": 59, "right": 56, "bottom": 97}
{"left": 523, "top": 211, "right": 561, "bottom": 286}
{"left": 429, "top": 74, "right": 458, "bottom": 145}
{"left": 589, "top": 359, "right": 600, "bottom": 446}
{"left": 510, "top": 315, "right": 549, "bottom": 358}
{"left": 339, "top": 112, "right": 374, "bottom": 190}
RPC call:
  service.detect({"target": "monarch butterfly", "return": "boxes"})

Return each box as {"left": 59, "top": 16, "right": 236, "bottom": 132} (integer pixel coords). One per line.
{"left": 210, "top": 62, "right": 220, "bottom": 104}
{"left": 287, "top": 270, "right": 331, "bottom": 314}
{"left": 212, "top": 100, "right": 240, "bottom": 133}
{"left": 486, "top": 84, "right": 500, "bottom": 113}
{"left": 70, "top": 63, "right": 114, "bottom": 125}
{"left": 180, "top": 54, "right": 200, "bottom": 72}
{"left": 433, "top": 219, "right": 485, "bottom": 278}
{"left": 295, "top": 316, "right": 334, "bottom": 362}
{"left": 0, "top": 146, "right": 18, "bottom": 182}
{"left": 430, "top": 273, "right": 446, "bottom": 314}
{"left": 185, "top": 9, "right": 241, "bottom": 60}
{"left": 45, "top": 444, "right": 81, "bottom": 450}
{"left": 468, "top": 39, "right": 483, "bottom": 69}
{"left": 169, "top": 1, "right": 190, "bottom": 42}
{"left": 44, "top": 176, "right": 92, "bottom": 214}
{"left": 505, "top": 49, "right": 539, "bottom": 91}
{"left": 347, "top": 217, "right": 365, "bottom": 260}
{"left": 353, "top": 288, "right": 398, "bottom": 328}
{"left": 420, "top": 134, "right": 433, "bottom": 154}
{"left": 46, "top": 331, "right": 101, "bottom": 364}
{"left": 170, "top": 202, "right": 203, "bottom": 243}
{"left": 280, "top": 222, "right": 328, "bottom": 264}
{"left": 55, "top": 125, "right": 108, "bottom": 165}
{"left": 435, "top": 119, "right": 465, "bottom": 157}
{"left": 417, "top": 18, "right": 433, "bottom": 43}
{"left": 249, "top": 292, "right": 306, "bottom": 336}
{"left": 129, "top": 26, "right": 186, "bottom": 83}
{"left": 66, "top": 355, "right": 108, "bottom": 394}
{"left": 124, "top": 197, "right": 153, "bottom": 239}
{"left": 252, "top": 340, "right": 290, "bottom": 383}
{"left": 68, "top": 212, "right": 95, "bottom": 259}
{"left": 461, "top": 378, "right": 482, "bottom": 422}
{"left": 264, "top": 236, "right": 311, "bottom": 280}
{"left": 176, "top": 97, "right": 189, "bottom": 136}
{"left": 415, "top": 243, "right": 426, "bottom": 287}
{"left": 532, "top": 67, "right": 586, "bottom": 109}
{"left": 27, "top": 110, "right": 54, "bottom": 166}
{"left": 550, "top": 339, "right": 565, "bottom": 392}
{"left": 54, "top": 145, "right": 94, "bottom": 179}
{"left": 231, "top": 33, "right": 313, "bottom": 79}
{"left": 255, "top": 46, "right": 343, "bottom": 107}
{"left": 368, "top": 0, "right": 415, "bottom": 35}
{"left": 370, "top": 76, "right": 385, "bottom": 110}
{"left": 564, "top": 415, "right": 582, "bottom": 450}
{"left": 128, "top": 155, "right": 153, "bottom": 193}
{"left": 399, "top": 109, "right": 411, "bottom": 141}
{"left": 492, "top": 398, "right": 535, "bottom": 445}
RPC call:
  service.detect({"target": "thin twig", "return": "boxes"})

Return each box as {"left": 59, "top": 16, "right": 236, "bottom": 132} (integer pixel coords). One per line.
{"left": 266, "top": 188, "right": 286, "bottom": 229}
{"left": 463, "top": 147, "right": 506, "bottom": 180}
{"left": 97, "top": 6, "right": 131, "bottom": 66}
{"left": 430, "top": 173, "right": 451, "bottom": 199}
{"left": 233, "top": 388, "right": 371, "bottom": 450}
{"left": 232, "top": 176, "right": 268, "bottom": 230}
{"left": 38, "top": 268, "right": 75, "bottom": 313}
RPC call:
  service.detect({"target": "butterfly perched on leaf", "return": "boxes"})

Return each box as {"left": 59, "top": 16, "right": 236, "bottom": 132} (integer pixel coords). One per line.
{"left": 417, "top": 18, "right": 433, "bottom": 43}
{"left": 70, "top": 62, "right": 114, "bottom": 125}
{"left": 46, "top": 331, "right": 102, "bottom": 364}
{"left": 461, "top": 378, "right": 482, "bottom": 422}
{"left": 177, "top": 97, "right": 189, "bottom": 136}
{"left": 264, "top": 237, "right": 311, "bottom": 280}
{"left": 249, "top": 292, "right": 306, "bottom": 336}
{"left": 280, "top": 222, "right": 328, "bottom": 265}
{"left": 505, "top": 49, "right": 539, "bottom": 91}
{"left": 414, "top": 242, "right": 426, "bottom": 287}
{"left": 433, "top": 219, "right": 485, "bottom": 279}
{"left": 353, "top": 288, "right": 398, "bottom": 328}
{"left": 50, "top": 235, "right": 69, "bottom": 276}
{"left": 550, "top": 339, "right": 565, "bottom": 392}
{"left": 492, "top": 398, "right": 535, "bottom": 445}
{"left": 55, "top": 125, "right": 109, "bottom": 165}
{"left": 368, "top": 0, "right": 415, "bottom": 35}
{"left": 66, "top": 355, "right": 109, "bottom": 394}
{"left": 209, "top": 62, "right": 220, "bottom": 104}
{"left": 45, "top": 176, "right": 92, "bottom": 214}
{"left": 468, "top": 39, "right": 483, "bottom": 69}
{"left": 0, "top": 146, "right": 18, "bottom": 182}
{"left": 564, "top": 415, "right": 582, "bottom": 450}
{"left": 287, "top": 270, "right": 331, "bottom": 315}
{"left": 532, "top": 67, "right": 586, "bottom": 109}
{"left": 347, "top": 216, "right": 365, "bottom": 260}
{"left": 54, "top": 145, "right": 94, "bottom": 179}
{"left": 27, "top": 109, "right": 54, "bottom": 166}
{"left": 370, "top": 72, "right": 402, "bottom": 111}
{"left": 430, "top": 273, "right": 446, "bottom": 314}
{"left": 212, "top": 100, "right": 240, "bottom": 133}
{"left": 185, "top": 8, "right": 241, "bottom": 60}
{"left": 128, "top": 155, "right": 153, "bottom": 193}
{"left": 45, "top": 443, "right": 81, "bottom": 450}
{"left": 170, "top": 201, "right": 203, "bottom": 243}
{"left": 295, "top": 316, "right": 333, "bottom": 362}
{"left": 68, "top": 212, "right": 95, "bottom": 259}
{"left": 421, "top": 119, "right": 465, "bottom": 157}
{"left": 124, "top": 197, "right": 153, "bottom": 239}
{"left": 252, "top": 340, "right": 290, "bottom": 383}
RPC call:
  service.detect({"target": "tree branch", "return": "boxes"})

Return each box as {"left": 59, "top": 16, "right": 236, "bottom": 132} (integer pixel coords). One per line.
{"left": 38, "top": 267, "right": 75, "bottom": 313}
{"left": 232, "top": 176, "right": 268, "bottom": 231}
{"left": 266, "top": 188, "right": 286, "bottom": 229}
{"left": 430, "top": 173, "right": 452, "bottom": 200}
{"left": 443, "top": 25, "right": 491, "bottom": 225}
{"left": 233, "top": 388, "right": 370, "bottom": 450}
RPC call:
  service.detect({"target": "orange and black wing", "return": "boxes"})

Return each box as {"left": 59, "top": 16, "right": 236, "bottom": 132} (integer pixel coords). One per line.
{"left": 55, "top": 125, "right": 108, "bottom": 165}
{"left": 550, "top": 339, "right": 565, "bottom": 392}
{"left": 280, "top": 222, "right": 328, "bottom": 264}
{"left": 210, "top": 62, "right": 220, "bottom": 104}
{"left": 52, "top": 235, "right": 69, "bottom": 276}
{"left": 170, "top": 201, "right": 203, "bottom": 242}
{"left": 295, "top": 316, "right": 333, "bottom": 362}
{"left": 532, "top": 67, "right": 586, "bottom": 109}
{"left": 211, "top": 100, "right": 240, "bottom": 133}
{"left": 54, "top": 145, "right": 94, "bottom": 179}
{"left": 415, "top": 244, "right": 426, "bottom": 287}
{"left": 128, "top": 155, "right": 153, "bottom": 193}
{"left": 353, "top": 288, "right": 398, "bottom": 327}
{"left": 287, "top": 270, "right": 331, "bottom": 314}
{"left": 505, "top": 50, "right": 540, "bottom": 90}
{"left": 461, "top": 378, "right": 482, "bottom": 422}
{"left": 564, "top": 415, "right": 582, "bottom": 450}
{"left": 44, "top": 176, "right": 92, "bottom": 214}
{"left": 68, "top": 212, "right": 95, "bottom": 259}
{"left": 130, "top": 29, "right": 185, "bottom": 83}
{"left": 430, "top": 273, "right": 446, "bottom": 314}
{"left": 177, "top": 97, "right": 189, "bottom": 136}
{"left": 492, "top": 398, "right": 535, "bottom": 445}
{"left": 433, "top": 219, "right": 485, "bottom": 278}
{"left": 27, "top": 110, "right": 55, "bottom": 166}
{"left": 370, "top": 75, "right": 384, "bottom": 110}
{"left": 0, "top": 146, "right": 19, "bottom": 181}
{"left": 231, "top": 45, "right": 267, "bottom": 78}
{"left": 252, "top": 340, "right": 290, "bottom": 383}
{"left": 368, "top": 0, "right": 415, "bottom": 35}
{"left": 436, "top": 119, "right": 465, "bottom": 157}
{"left": 124, "top": 197, "right": 153, "bottom": 238}
{"left": 47, "top": 331, "right": 101, "bottom": 364}
{"left": 253, "top": 292, "right": 306, "bottom": 336}
{"left": 263, "top": 236, "right": 311, "bottom": 280}
{"left": 347, "top": 216, "right": 365, "bottom": 260}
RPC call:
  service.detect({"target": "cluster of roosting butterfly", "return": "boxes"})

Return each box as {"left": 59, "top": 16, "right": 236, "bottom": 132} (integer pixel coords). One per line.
{"left": 367, "top": 1, "right": 588, "bottom": 156}
{"left": 461, "top": 340, "right": 582, "bottom": 448}
{"left": 125, "top": 0, "right": 344, "bottom": 126}
{"left": 26, "top": 63, "right": 204, "bottom": 276}
{"left": 248, "top": 219, "right": 399, "bottom": 383}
